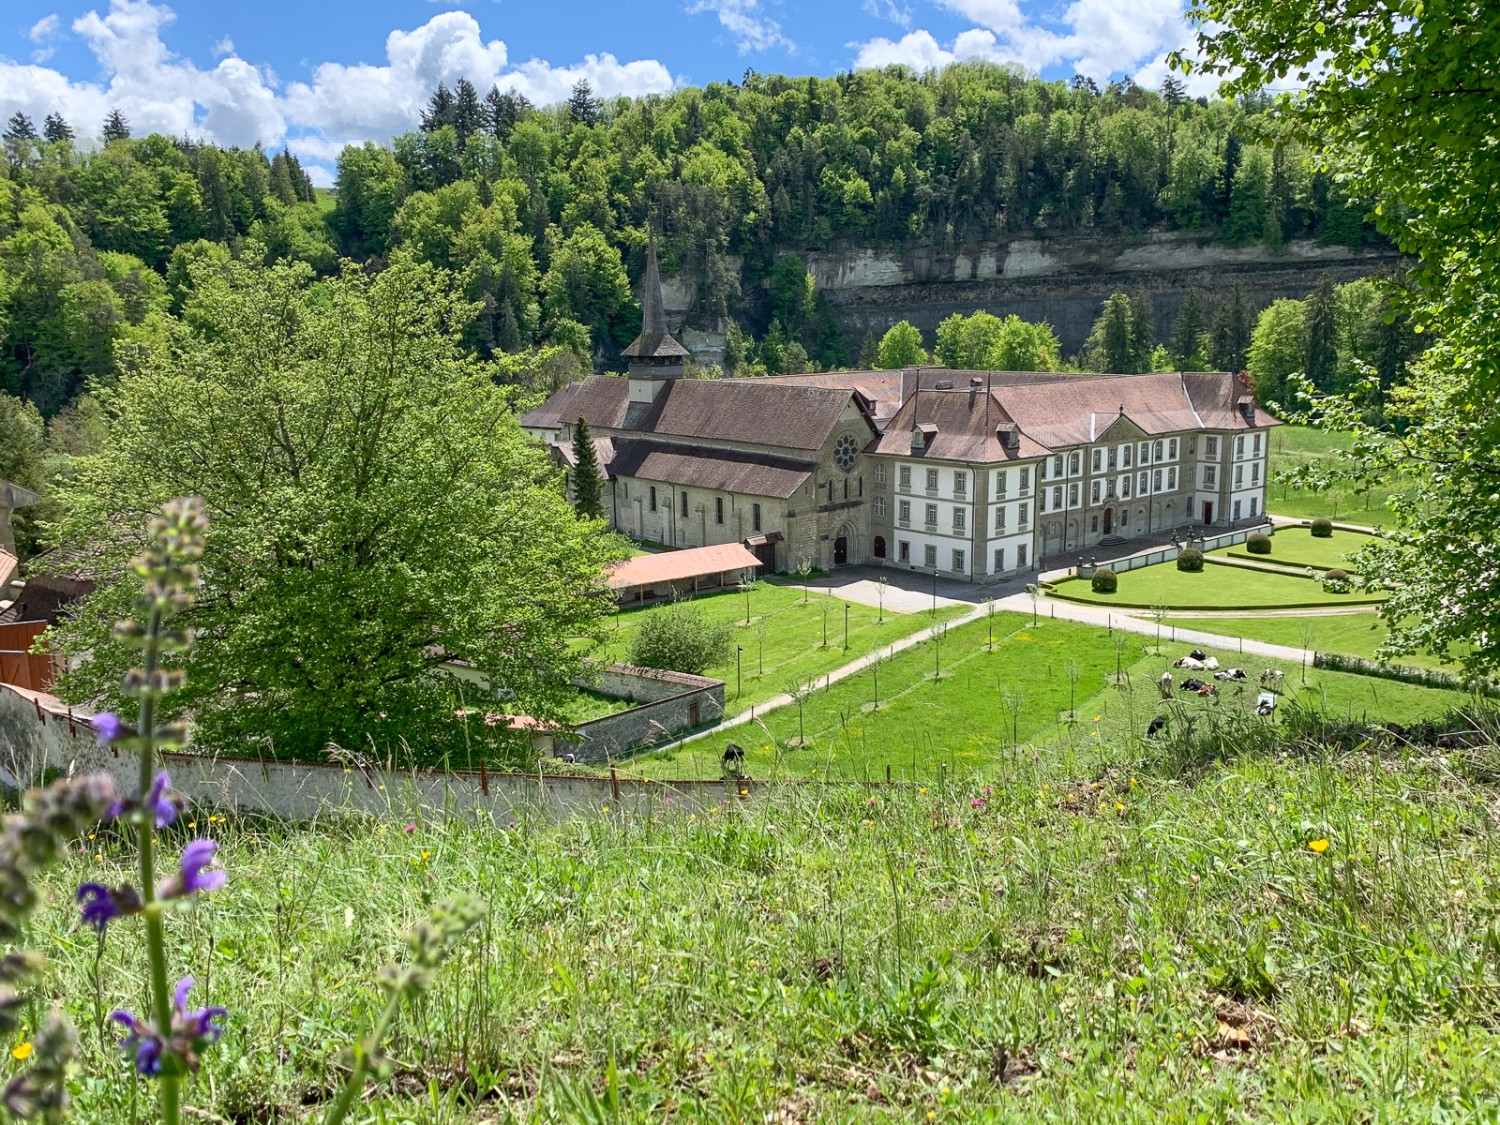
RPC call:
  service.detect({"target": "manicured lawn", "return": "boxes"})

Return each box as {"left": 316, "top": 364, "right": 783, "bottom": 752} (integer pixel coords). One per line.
{"left": 587, "top": 584, "right": 969, "bottom": 719}
{"left": 1051, "top": 559, "right": 1387, "bottom": 609}
{"left": 1162, "top": 611, "right": 1466, "bottom": 673}
{"left": 1223, "top": 525, "right": 1383, "bottom": 572}
{"left": 1267, "top": 425, "right": 1416, "bottom": 522}
{"left": 624, "top": 612, "right": 1466, "bottom": 781}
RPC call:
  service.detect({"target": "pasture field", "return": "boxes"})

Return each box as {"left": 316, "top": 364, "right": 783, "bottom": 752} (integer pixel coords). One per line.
{"left": 1266, "top": 425, "right": 1415, "bottom": 522}
{"left": 1160, "top": 610, "right": 1467, "bottom": 674}
{"left": 1050, "top": 560, "right": 1386, "bottom": 610}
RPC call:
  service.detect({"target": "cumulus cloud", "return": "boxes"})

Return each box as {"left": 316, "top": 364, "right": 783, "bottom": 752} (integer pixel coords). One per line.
{"left": 853, "top": 0, "right": 1196, "bottom": 85}
{"left": 28, "top": 13, "right": 61, "bottom": 63}
{"left": 862, "top": 0, "right": 913, "bottom": 27}
{"left": 685, "top": 0, "right": 793, "bottom": 54}
{"left": 0, "top": 0, "right": 673, "bottom": 156}
{"left": 211, "top": 35, "right": 234, "bottom": 58}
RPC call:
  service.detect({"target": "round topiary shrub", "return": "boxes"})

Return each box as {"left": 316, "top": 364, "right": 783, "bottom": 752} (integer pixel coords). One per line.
{"left": 1091, "top": 567, "right": 1118, "bottom": 594}
{"left": 1177, "top": 547, "right": 1205, "bottom": 572}
{"left": 1323, "top": 567, "right": 1349, "bottom": 581}
{"left": 1322, "top": 567, "right": 1352, "bottom": 593}
{"left": 1245, "top": 532, "right": 1272, "bottom": 555}
{"left": 1310, "top": 518, "right": 1334, "bottom": 538}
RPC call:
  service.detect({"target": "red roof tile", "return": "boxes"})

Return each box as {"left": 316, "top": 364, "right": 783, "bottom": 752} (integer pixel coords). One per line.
{"left": 608, "top": 544, "right": 764, "bottom": 590}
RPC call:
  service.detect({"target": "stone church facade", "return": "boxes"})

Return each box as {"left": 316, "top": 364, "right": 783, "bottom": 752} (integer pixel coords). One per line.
{"left": 522, "top": 246, "right": 1279, "bottom": 581}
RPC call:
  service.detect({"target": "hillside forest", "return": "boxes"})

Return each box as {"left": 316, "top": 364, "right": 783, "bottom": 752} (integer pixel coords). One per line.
{"left": 0, "top": 63, "right": 1419, "bottom": 557}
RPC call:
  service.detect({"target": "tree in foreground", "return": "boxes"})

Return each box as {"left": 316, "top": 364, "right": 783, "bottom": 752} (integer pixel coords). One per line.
{"left": 1184, "top": 0, "right": 1500, "bottom": 673}
{"left": 51, "top": 255, "right": 624, "bottom": 762}
{"left": 629, "top": 601, "right": 734, "bottom": 677}
{"left": 571, "top": 416, "right": 604, "bottom": 519}
{"left": 875, "top": 320, "right": 927, "bottom": 368}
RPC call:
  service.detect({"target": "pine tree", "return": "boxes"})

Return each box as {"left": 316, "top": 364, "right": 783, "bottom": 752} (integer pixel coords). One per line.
{"left": 1127, "top": 289, "right": 1155, "bottom": 372}
{"left": 453, "top": 78, "right": 482, "bottom": 147}
{"left": 1209, "top": 287, "right": 1254, "bottom": 372}
{"left": 102, "top": 108, "right": 131, "bottom": 142}
{"left": 269, "top": 152, "right": 298, "bottom": 205}
{"left": 568, "top": 80, "right": 601, "bottom": 127}
{"left": 571, "top": 417, "right": 604, "bottom": 519}
{"left": 1083, "top": 293, "right": 1138, "bottom": 373}
{"left": 1303, "top": 276, "right": 1339, "bottom": 391}
{"left": 42, "top": 113, "right": 73, "bottom": 142}
{"left": 3, "top": 112, "right": 37, "bottom": 142}
{"left": 1170, "top": 292, "right": 1209, "bottom": 369}
{"left": 421, "top": 83, "right": 455, "bottom": 132}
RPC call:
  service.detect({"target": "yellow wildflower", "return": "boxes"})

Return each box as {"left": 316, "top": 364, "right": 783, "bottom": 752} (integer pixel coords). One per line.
{"left": 1114, "top": 802, "right": 1125, "bottom": 812}
{"left": 1308, "top": 838, "right": 1330, "bottom": 854}
{"left": 602, "top": 805, "right": 611, "bottom": 813}
{"left": 421, "top": 850, "right": 430, "bottom": 861}
{"left": 11, "top": 1043, "right": 31, "bottom": 1061}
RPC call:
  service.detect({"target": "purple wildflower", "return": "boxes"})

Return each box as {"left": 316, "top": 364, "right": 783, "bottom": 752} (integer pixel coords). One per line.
{"left": 174, "top": 979, "right": 226, "bottom": 1043}
{"left": 179, "top": 840, "right": 225, "bottom": 895}
{"left": 147, "top": 771, "right": 176, "bottom": 828}
{"left": 77, "top": 883, "right": 129, "bottom": 932}
{"left": 970, "top": 798, "right": 987, "bottom": 809}
{"left": 110, "top": 1011, "right": 162, "bottom": 1076}
{"left": 91, "top": 712, "right": 124, "bottom": 745}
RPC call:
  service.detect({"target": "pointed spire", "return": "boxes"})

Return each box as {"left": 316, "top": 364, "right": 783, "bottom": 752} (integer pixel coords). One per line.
{"left": 622, "top": 227, "right": 688, "bottom": 360}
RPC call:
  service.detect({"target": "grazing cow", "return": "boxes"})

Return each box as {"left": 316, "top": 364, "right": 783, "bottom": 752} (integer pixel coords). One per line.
{"left": 1203, "top": 657, "right": 1220, "bottom": 670}
{"left": 1195, "top": 683, "right": 1217, "bottom": 696}
{"left": 1260, "top": 669, "right": 1285, "bottom": 690}
{"left": 1189, "top": 649, "right": 1207, "bottom": 662}
{"left": 1158, "top": 672, "right": 1174, "bottom": 700}
{"left": 1146, "top": 715, "right": 1167, "bottom": 738}
{"left": 562, "top": 753, "right": 577, "bottom": 764}
{"left": 1174, "top": 657, "right": 1205, "bottom": 671}
{"left": 1256, "top": 698, "right": 1275, "bottom": 716}
{"left": 1214, "top": 668, "right": 1248, "bottom": 682}
{"left": 722, "top": 743, "right": 746, "bottom": 776}
{"left": 1179, "top": 677, "right": 1208, "bottom": 692}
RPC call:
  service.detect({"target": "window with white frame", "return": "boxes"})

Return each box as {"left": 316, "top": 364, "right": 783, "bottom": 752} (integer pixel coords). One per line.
{"left": 994, "top": 506, "right": 1006, "bottom": 532}
{"left": 1121, "top": 475, "right": 1132, "bottom": 498}
{"left": 873, "top": 497, "right": 887, "bottom": 517}
{"left": 924, "top": 544, "right": 937, "bottom": 567}
{"left": 993, "top": 546, "right": 1005, "bottom": 572}
{"left": 898, "top": 499, "right": 911, "bottom": 523}
{"left": 1069, "top": 452, "right": 1080, "bottom": 475}
{"left": 899, "top": 540, "right": 910, "bottom": 562}
{"left": 926, "top": 468, "right": 939, "bottom": 491}
{"left": 925, "top": 503, "right": 938, "bottom": 525}
{"left": 1236, "top": 436, "right": 1245, "bottom": 457}
{"left": 874, "top": 463, "right": 887, "bottom": 484}
{"left": 1206, "top": 436, "right": 1219, "bottom": 457}
{"left": 1153, "top": 469, "right": 1162, "bottom": 491}
{"left": 899, "top": 465, "right": 911, "bottom": 489}
{"left": 1204, "top": 465, "right": 1217, "bottom": 486}
{"left": 1169, "top": 438, "right": 1178, "bottom": 458}
{"left": 1068, "top": 483, "right": 1079, "bottom": 506}
{"left": 1017, "top": 543, "right": 1028, "bottom": 567}
{"left": 1018, "top": 501, "right": 1029, "bottom": 525}
{"left": 1053, "top": 455, "right": 1064, "bottom": 477}
{"left": 954, "top": 471, "right": 967, "bottom": 495}
{"left": 1235, "top": 465, "right": 1243, "bottom": 486}
{"left": 1052, "top": 486, "right": 1063, "bottom": 509}
{"left": 1252, "top": 463, "right": 1260, "bottom": 484}
{"left": 1138, "top": 472, "right": 1148, "bottom": 494}
{"left": 953, "top": 508, "right": 966, "bottom": 531}
{"left": 996, "top": 469, "right": 1007, "bottom": 496}
{"left": 1091, "top": 480, "right": 1101, "bottom": 504}
{"left": 1254, "top": 433, "right": 1262, "bottom": 454}
{"left": 1154, "top": 440, "right": 1163, "bottom": 461}
{"left": 1019, "top": 467, "right": 1030, "bottom": 491}
{"left": 1168, "top": 467, "right": 1177, "bottom": 490}
{"left": 952, "top": 548, "right": 966, "bottom": 573}
{"left": 1092, "top": 449, "right": 1102, "bottom": 472}
{"left": 1123, "top": 444, "right": 1133, "bottom": 468}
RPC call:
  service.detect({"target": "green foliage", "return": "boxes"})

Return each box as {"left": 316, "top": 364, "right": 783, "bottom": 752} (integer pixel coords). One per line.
{"left": 934, "top": 310, "right": 1059, "bottom": 371}
{"left": 1310, "top": 518, "right": 1333, "bottom": 538}
{"left": 627, "top": 600, "right": 734, "bottom": 677}
{"left": 875, "top": 320, "right": 926, "bottom": 368}
{"left": 570, "top": 417, "right": 604, "bottom": 520}
{"left": 1090, "top": 567, "right": 1118, "bottom": 594}
{"left": 1177, "top": 547, "right": 1205, "bottom": 572}
{"left": 1246, "top": 531, "right": 1272, "bottom": 554}
{"left": 50, "top": 255, "right": 623, "bottom": 762}
{"left": 1247, "top": 297, "right": 1307, "bottom": 406}
{"left": 542, "top": 224, "right": 636, "bottom": 354}
{"left": 1171, "top": 291, "right": 1210, "bottom": 369}
{"left": 1080, "top": 291, "right": 1153, "bottom": 373}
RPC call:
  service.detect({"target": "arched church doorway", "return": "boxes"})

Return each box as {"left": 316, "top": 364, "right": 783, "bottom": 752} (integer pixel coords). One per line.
{"left": 1103, "top": 508, "right": 1113, "bottom": 535}
{"left": 873, "top": 536, "right": 887, "bottom": 559}
{"left": 834, "top": 536, "right": 849, "bottom": 566}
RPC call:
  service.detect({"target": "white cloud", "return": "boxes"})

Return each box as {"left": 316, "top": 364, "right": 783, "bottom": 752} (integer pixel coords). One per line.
{"left": 211, "top": 35, "right": 234, "bottom": 58}
{"left": 861, "top": 0, "right": 913, "bottom": 27}
{"left": 685, "top": 0, "right": 793, "bottom": 54}
{"left": 0, "top": 1, "right": 672, "bottom": 154}
{"left": 854, "top": 0, "right": 1195, "bottom": 85}
{"left": 28, "top": 13, "right": 61, "bottom": 63}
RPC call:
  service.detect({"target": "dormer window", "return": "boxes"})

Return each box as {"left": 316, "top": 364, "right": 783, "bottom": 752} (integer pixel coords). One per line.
{"left": 913, "top": 422, "right": 937, "bottom": 451}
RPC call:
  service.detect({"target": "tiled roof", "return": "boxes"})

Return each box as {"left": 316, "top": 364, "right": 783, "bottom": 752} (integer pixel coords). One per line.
{"left": 609, "top": 440, "right": 815, "bottom": 499}
{"left": 0, "top": 548, "right": 17, "bottom": 594}
{"left": 1182, "top": 371, "right": 1282, "bottom": 429}
{"left": 554, "top": 437, "right": 614, "bottom": 477}
{"left": 872, "top": 385, "right": 1051, "bottom": 462}
{"left": 608, "top": 543, "right": 764, "bottom": 590}
{"left": 519, "top": 377, "right": 632, "bottom": 432}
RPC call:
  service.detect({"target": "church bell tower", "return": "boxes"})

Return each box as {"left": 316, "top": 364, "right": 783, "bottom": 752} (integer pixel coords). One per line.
{"left": 623, "top": 232, "right": 689, "bottom": 403}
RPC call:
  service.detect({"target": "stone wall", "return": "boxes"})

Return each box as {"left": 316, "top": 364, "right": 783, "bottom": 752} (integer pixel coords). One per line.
{"left": 0, "top": 682, "right": 749, "bottom": 822}
{"left": 571, "top": 664, "right": 725, "bottom": 763}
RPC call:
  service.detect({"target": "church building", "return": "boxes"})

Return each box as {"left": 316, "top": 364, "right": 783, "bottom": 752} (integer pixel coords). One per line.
{"left": 521, "top": 244, "right": 1280, "bottom": 581}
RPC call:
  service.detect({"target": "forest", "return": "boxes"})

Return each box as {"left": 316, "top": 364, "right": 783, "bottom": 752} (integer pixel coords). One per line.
{"left": 0, "top": 62, "right": 1405, "bottom": 558}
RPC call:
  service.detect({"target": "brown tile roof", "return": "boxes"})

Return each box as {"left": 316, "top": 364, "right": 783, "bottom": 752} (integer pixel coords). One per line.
{"left": 0, "top": 549, "right": 17, "bottom": 596}
{"left": 872, "top": 385, "right": 1051, "bottom": 462}
{"left": 609, "top": 440, "right": 815, "bottom": 499}
{"left": 0, "top": 572, "right": 94, "bottom": 625}
{"left": 608, "top": 543, "right": 764, "bottom": 590}
{"left": 1182, "top": 371, "right": 1283, "bottom": 430}
{"left": 554, "top": 437, "right": 615, "bottom": 476}
{"left": 520, "top": 377, "right": 632, "bottom": 432}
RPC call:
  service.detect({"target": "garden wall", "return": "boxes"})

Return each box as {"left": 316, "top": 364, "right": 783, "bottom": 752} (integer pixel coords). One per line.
{"left": 1078, "top": 524, "right": 1271, "bottom": 578}
{"left": 0, "top": 682, "right": 751, "bottom": 822}
{"left": 570, "top": 665, "right": 725, "bottom": 763}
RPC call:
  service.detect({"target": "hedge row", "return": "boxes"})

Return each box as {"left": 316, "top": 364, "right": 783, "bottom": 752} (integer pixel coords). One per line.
{"left": 1313, "top": 651, "right": 1499, "bottom": 697}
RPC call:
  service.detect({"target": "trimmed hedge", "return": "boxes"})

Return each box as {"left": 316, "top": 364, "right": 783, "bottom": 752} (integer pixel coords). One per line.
{"left": 1310, "top": 518, "right": 1334, "bottom": 538}
{"left": 1245, "top": 532, "right": 1272, "bottom": 555}
{"left": 1314, "top": 651, "right": 1498, "bottom": 696}
{"left": 1091, "top": 567, "right": 1118, "bottom": 594}
{"left": 1176, "top": 547, "right": 1205, "bottom": 572}
{"left": 1323, "top": 568, "right": 1350, "bottom": 581}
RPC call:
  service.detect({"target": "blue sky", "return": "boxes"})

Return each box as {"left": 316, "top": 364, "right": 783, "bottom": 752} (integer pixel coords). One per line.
{"left": 0, "top": 0, "right": 1204, "bottom": 184}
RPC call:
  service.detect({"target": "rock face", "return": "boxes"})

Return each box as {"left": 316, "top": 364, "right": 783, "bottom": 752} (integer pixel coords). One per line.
{"left": 806, "top": 232, "right": 1400, "bottom": 355}
{"left": 662, "top": 232, "right": 1401, "bottom": 362}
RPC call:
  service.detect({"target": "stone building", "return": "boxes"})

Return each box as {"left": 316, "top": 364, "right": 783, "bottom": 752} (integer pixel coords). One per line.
{"left": 522, "top": 248, "right": 1279, "bottom": 581}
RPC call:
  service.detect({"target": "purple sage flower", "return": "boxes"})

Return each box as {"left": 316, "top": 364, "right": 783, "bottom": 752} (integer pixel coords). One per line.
{"left": 91, "top": 712, "right": 124, "bottom": 745}
{"left": 77, "top": 883, "right": 126, "bottom": 932}
{"left": 179, "top": 840, "right": 225, "bottom": 895}
{"left": 147, "top": 771, "right": 176, "bottom": 828}
{"left": 110, "top": 1011, "right": 162, "bottom": 1076}
{"left": 174, "top": 978, "right": 226, "bottom": 1043}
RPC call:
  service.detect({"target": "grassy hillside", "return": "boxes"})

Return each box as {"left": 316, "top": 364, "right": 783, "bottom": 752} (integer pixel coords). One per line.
{"left": 1266, "top": 426, "right": 1416, "bottom": 522}
{"left": 35, "top": 713, "right": 1500, "bottom": 1121}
